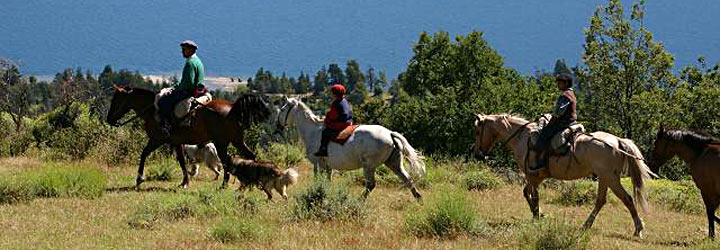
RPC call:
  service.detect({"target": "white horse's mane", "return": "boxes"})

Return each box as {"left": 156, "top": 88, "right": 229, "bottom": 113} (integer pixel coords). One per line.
{"left": 290, "top": 98, "right": 323, "bottom": 124}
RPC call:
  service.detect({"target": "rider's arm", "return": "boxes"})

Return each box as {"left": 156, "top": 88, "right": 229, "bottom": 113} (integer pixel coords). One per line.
{"left": 553, "top": 95, "right": 571, "bottom": 118}
{"left": 177, "top": 61, "right": 196, "bottom": 90}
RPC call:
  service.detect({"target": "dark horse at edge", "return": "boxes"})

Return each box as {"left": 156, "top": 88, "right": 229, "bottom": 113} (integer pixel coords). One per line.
{"left": 106, "top": 85, "right": 270, "bottom": 188}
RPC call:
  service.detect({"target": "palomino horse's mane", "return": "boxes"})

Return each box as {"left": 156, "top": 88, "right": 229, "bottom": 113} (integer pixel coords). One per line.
{"left": 664, "top": 129, "right": 720, "bottom": 153}
{"left": 483, "top": 113, "right": 540, "bottom": 131}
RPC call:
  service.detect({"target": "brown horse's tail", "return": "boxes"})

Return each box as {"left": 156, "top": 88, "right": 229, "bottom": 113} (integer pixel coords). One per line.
{"left": 618, "top": 138, "right": 656, "bottom": 213}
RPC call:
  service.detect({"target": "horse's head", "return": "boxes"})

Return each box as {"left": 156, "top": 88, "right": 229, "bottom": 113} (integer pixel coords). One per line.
{"left": 106, "top": 84, "right": 134, "bottom": 126}
{"left": 275, "top": 97, "right": 298, "bottom": 131}
{"left": 228, "top": 93, "right": 271, "bottom": 125}
{"left": 473, "top": 114, "right": 501, "bottom": 159}
{"left": 649, "top": 125, "right": 672, "bottom": 173}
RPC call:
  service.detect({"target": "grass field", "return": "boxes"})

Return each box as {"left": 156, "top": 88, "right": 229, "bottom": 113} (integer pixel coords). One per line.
{"left": 0, "top": 156, "right": 717, "bottom": 250}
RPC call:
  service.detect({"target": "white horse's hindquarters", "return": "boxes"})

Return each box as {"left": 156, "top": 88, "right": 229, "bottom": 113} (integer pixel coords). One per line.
{"left": 325, "top": 125, "right": 396, "bottom": 171}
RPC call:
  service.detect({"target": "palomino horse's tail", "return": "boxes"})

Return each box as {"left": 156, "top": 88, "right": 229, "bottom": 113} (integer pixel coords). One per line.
{"left": 618, "top": 138, "right": 656, "bottom": 213}
{"left": 390, "top": 132, "right": 426, "bottom": 180}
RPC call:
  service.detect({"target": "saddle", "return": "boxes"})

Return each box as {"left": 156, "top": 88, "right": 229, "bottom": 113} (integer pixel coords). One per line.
{"left": 154, "top": 87, "right": 213, "bottom": 127}
{"left": 530, "top": 114, "right": 585, "bottom": 156}
{"left": 330, "top": 125, "right": 360, "bottom": 145}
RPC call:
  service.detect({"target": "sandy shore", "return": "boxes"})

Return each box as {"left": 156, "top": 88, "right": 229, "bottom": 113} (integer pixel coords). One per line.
{"left": 145, "top": 75, "right": 247, "bottom": 92}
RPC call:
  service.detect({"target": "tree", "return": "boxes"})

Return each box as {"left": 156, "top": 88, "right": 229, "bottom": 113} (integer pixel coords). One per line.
{"left": 327, "top": 63, "right": 345, "bottom": 85}
{"left": 578, "top": 0, "right": 676, "bottom": 147}
{"left": 0, "top": 59, "right": 31, "bottom": 130}
{"left": 313, "top": 67, "right": 329, "bottom": 96}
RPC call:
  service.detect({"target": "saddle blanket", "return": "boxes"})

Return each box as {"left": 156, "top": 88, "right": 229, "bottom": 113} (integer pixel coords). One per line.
{"left": 154, "top": 87, "right": 213, "bottom": 122}
{"left": 330, "top": 125, "right": 360, "bottom": 145}
{"left": 531, "top": 114, "right": 585, "bottom": 154}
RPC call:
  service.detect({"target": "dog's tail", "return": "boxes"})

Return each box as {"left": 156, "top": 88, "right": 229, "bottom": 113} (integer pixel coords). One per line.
{"left": 281, "top": 168, "right": 300, "bottom": 186}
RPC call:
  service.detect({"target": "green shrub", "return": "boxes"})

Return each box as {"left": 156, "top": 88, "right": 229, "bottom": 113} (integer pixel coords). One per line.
{"left": 0, "top": 164, "right": 107, "bottom": 204}
{"left": 89, "top": 126, "right": 147, "bottom": 166}
{"left": 405, "top": 187, "right": 478, "bottom": 238}
{"left": 211, "top": 217, "right": 262, "bottom": 243}
{"left": 519, "top": 218, "right": 590, "bottom": 250}
{"left": 463, "top": 169, "right": 502, "bottom": 191}
{"left": 146, "top": 158, "right": 177, "bottom": 181}
{"left": 553, "top": 180, "right": 597, "bottom": 206}
{"left": 256, "top": 142, "right": 305, "bottom": 168}
{"left": 648, "top": 180, "right": 703, "bottom": 214}
{"left": 290, "top": 180, "right": 366, "bottom": 222}
{"left": 656, "top": 158, "right": 691, "bottom": 181}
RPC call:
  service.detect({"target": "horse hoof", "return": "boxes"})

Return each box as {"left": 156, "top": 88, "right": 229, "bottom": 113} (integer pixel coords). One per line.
{"left": 178, "top": 183, "right": 189, "bottom": 189}
{"left": 135, "top": 176, "right": 145, "bottom": 186}
{"left": 634, "top": 231, "right": 643, "bottom": 238}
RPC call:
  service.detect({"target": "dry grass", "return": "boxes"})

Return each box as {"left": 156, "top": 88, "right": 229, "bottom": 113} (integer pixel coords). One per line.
{"left": 0, "top": 157, "right": 713, "bottom": 249}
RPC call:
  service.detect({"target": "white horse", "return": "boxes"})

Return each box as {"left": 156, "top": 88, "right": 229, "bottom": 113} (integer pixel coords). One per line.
{"left": 276, "top": 97, "right": 425, "bottom": 199}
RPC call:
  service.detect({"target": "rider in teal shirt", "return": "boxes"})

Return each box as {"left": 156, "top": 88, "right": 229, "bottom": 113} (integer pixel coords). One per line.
{"left": 158, "top": 40, "right": 205, "bottom": 137}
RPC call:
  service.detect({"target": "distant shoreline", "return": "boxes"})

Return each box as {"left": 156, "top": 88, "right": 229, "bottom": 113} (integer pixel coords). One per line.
{"left": 32, "top": 74, "right": 248, "bottom": 92}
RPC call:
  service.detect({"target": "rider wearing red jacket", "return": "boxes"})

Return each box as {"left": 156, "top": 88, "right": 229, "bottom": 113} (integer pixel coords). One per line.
{"left": 314, "top": 84, "right": 354, "bottom": 157}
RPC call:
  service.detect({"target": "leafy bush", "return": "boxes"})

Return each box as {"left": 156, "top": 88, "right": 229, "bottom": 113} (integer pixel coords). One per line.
{"left": 519, "top": 218, "right": 590, "bottom": 250}
{"left": 553, "top": 180, "right": 597, "bottom": 206}
{"left": 463, "top": 169, "right": 503, "bottom": 191}
{"left": 290, "top": 180, "right": 366, "bottom": 222}
{"left": 88, "top": 125, "right": 147, "bottom": 166}
{"left": 256, "top": 142, "right": 305, "bottom": 168}
{"left": 405, "top": 187, "right": 478, "bottom": 238}
{"left": 211, "top": 217, "right": 263, "bottom": 243}
{"left": 648, "top": 179, "right": 703, "bottom": 214}
{"left": 146, "top": 158, "right": 178, "bottom": 181}
{"left": 0, "top": 164, "right": 107, "bottom": 204}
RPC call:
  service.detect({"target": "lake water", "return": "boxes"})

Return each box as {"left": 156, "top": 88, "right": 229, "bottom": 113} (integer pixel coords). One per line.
{"left": 1, "top": 0, "right": 718, "bottom": 78}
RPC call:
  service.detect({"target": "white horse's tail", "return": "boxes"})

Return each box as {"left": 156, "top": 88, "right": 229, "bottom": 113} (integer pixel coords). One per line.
{"left": 618, "top": 138, "right": 656, "bottom": 213}
{"left": 390, "top": 132, "right": 426, "bottom": 180}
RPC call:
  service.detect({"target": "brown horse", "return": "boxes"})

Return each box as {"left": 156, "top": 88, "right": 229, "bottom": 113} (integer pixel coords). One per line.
{"left": 474, "top": 114, "right": 655, "bottom": 237}
{"left": 650, "top": 127, "right": 720, "bottom": 238}
{"left": 106, "top": 85, "right": 270, "bottom": 188}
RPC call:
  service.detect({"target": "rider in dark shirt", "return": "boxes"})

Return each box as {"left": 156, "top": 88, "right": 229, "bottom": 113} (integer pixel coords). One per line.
{"left": 529, "top": 73, "right": 577, "bottom": 172}
{"left": 313, "top": 84, "right": 354, "bottom": 157}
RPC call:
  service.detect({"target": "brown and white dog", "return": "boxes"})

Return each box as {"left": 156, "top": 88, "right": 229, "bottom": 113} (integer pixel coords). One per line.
{"left": 230, "top": 158, "right": 299, "bottom": 200}
{"left": 183, "top": 143, "right": 222, "bottom": 180}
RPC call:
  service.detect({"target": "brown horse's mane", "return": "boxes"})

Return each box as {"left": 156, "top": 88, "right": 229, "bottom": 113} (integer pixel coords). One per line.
{"left": 664, "top": 129, "right": 720, "bottom": 153}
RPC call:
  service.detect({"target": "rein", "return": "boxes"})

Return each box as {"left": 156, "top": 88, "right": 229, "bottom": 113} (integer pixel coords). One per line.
{"left": 114, "top": 104, "right": 153, "bottom": 127}
{"left": 277, "top": 101, "right": 298, "bottom": 129}
{"left": 503, "top": 121, "right": 533, "bottom": 144}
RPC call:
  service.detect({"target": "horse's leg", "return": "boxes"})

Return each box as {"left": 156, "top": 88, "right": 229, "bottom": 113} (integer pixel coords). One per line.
{"left": 174, "top": 144, "right": 190, "bottom": 188}
{"left": 608, "top": 181, "right": 643, "bottom": 237}
{"left": 215, "top": 142, "right": 233, "bottom": 188}
{"left": 136, "top": 140, "right": 163, "bottom": 187}
{"left": 581, "top": 178, "right": 609, "bottom": 230}
{"left": 701, "top": 192, "right": 719, "bottom": 238}
{"left": 232, "top": 140, "right": 257, "bottom": 161}
{"left": 524, "top": 177, "right": 543, "bottom": 218}
{"left": 361, "top": 164, "right": 377, "bottom": 199}
{"left": 385, "top": 150, "right": 422, "bottom": 199}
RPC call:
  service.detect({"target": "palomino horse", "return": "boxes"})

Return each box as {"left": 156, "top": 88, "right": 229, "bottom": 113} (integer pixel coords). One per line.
{"left": 106, "top": 85, "right": 270, "bottom": 188}
{"left": 474, "top": 114, "right": 655, "bottom": 237}
{"left": 275, "top": 97, "right": 425, "bottom": 199}
{"left": 650, "top": 127, "right": 720, "bottom": 238}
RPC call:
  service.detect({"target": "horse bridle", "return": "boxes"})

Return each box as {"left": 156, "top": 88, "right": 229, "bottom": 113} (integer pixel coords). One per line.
{"left": 110, "top": 101, "right": 154, "bottom": 127}
{"left": 476, "top": 117, "right": 532, "bottom": 154}
{"left": 276, "top": 101, "right": 298, "bottom": 130}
